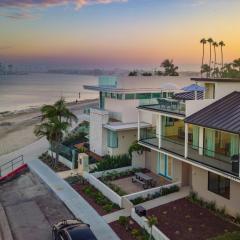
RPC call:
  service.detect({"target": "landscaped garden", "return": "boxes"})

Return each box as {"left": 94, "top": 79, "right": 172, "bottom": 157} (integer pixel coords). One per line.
{"left": 65, "top": 175, "right": 120, "bottom": 215}
{"left": 146, "top": 197, "right": 240, "bottom": 240}
{"left": 92, "top": 154, "right": 132, "bottom": 172}
{"left": 109, "top": 216, "right": 151, "bottom": 240}
{"left": 39, "top": 152, "right": 70, "bottom": 172}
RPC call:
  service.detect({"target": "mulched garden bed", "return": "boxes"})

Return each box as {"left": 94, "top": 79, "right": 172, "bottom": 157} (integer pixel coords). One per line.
{"left": 147, "top": 198, "right": 240, "bottom": 240}
{"left": 39, "top": 152, "right": 70, "bottom": 172}
{"left": 70, "top": 181, "right": 120, "bottom": 216}
{"left": 109, "top": 217, "right": 148, "bottom": 240}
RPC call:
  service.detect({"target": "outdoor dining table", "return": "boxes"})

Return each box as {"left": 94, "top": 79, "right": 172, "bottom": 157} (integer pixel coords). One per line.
{"left": 133, "top": 172, "right": 155, "bottom": 189}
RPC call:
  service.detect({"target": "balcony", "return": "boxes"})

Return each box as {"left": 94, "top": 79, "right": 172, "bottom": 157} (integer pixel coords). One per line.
{"left": 139, "top": 127, "right": 185, "bottom": 157}
{"left": 139, "top": 98, "right": 185, "bottom": 116}
{"left": 188, "top": 145, "right": 239, "bottom": 177}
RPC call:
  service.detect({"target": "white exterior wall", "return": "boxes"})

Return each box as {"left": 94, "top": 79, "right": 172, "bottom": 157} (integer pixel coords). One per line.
{"left": 185, "top": 99, "right": 216, "bottom": 116}
{"left": 107, "top": 129, "right": 137, "bottom": 156}
{"left": 89, "top": 108, "right": 109, "bottom": 156}
{"left": 117, "top": 76, "right": 191, "bottom": 89}
{"left": 215, "top": 82, "right": 240, "bottom": 99}
{"left": 105, "top": 98, "right": 140, "bottom": 123}
{"left": 192, "top": 166, "right": 240, "bottom": 216}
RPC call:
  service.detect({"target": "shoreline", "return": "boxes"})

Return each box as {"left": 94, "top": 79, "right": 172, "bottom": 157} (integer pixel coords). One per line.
{"left": 0, "top": 98, "right": 98, "bottom": 119}
{"left": 0, "top": 98, "right": 98, "bottom": 157}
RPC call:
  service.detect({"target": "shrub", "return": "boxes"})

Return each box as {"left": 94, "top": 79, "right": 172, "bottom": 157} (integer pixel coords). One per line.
{"left": 189, "top": 191, "right": 198, "bottom": 202}
{"left": 83, "top": 186, "right": 94, "bottom": 196}
{"left": 235, "top": 214, "right": 240, "bottom": 224}
{"left": 103, "top": 204, "right": 113, "bottom": 213}
{"left": 209, "top": 231, "right": 240, "bottom": 240}
{"left": 118, "top": 216, "right": 128, "bottom": 227}
{"left": 93, "top": 154, "right": 132, "bottom": 172}
{"left": 131, "top": 228, "right": 140, "bottom": 238}
{"left": 131, "top": 184, "right": 180, "bottom": 205}
{"left": 131, "top": 197, "right": 145, "bottom": 205}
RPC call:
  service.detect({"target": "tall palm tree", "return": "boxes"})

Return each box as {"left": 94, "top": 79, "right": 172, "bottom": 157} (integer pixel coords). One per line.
{"left": 207, "top": 38, "right": 214, "bottom": 76}
{"left": 34, "top": 98, "right": 77, "bottom": 166}
{"left": 212, "top": 41, "right": 218, "bottom": 77}
{"left": 219, "top": 41, "right": 225, "bottom": 69}
{"left": 200, "top": 38, "right": 207, "bottom": 76}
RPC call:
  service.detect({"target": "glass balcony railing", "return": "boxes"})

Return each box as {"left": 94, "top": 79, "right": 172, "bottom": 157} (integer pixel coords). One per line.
{"left": 139, "top": 127, "right": 185, "bottom": 156}
{"left": 188, "top": 145, "right": 239, "bottom": 177}
{"left": 139, "top": 98, "right": 186, "bottom": 115}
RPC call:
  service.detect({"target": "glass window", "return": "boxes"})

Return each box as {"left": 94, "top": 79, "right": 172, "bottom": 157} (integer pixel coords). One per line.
{"left": 125, "top": 93, "right": 135, "bottom": 100}
{"left": 117, "top": 94, "right": 123, "bottom": 100}
{"left": 111, "top": 93, "right": 117, "bottom": 99}
{"left": 162, "top": 92, "right": 167, "bottom": 98}
{"left": 106, "top": 93, "right": 111, "bottom": 98}
{"left": 208, "top": 172, "right": 230, "bottom": 199}
{"left": 152, "top": 93, "right": 161, "bottom": 98}
{"left": 136, "top": 93, "right": 151, "bottom": 99}
{"left": 107, "top": 130, "right": 118, "bottom": 148}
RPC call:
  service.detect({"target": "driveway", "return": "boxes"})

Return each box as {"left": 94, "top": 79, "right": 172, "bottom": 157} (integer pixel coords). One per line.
{"left": 0, "top": 170, "right": 73, "bottom": 240}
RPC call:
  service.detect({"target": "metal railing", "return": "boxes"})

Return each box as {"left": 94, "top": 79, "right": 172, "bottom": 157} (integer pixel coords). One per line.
{"left": 140, "top": 98, "right": 186, "bottom": 115}
{"left": 0, "top": 155, "right": 24, "bottom": 177}
{"left": 139, "top": 127, "right": 185, "bottom": 156}
{"left": 188, "top": 145, "right": 239, "bottom": 176}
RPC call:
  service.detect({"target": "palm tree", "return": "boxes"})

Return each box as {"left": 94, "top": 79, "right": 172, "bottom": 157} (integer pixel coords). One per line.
{"left": 160, "top": 59, "right": 179, "bottom": 76}
{"left": 147, "top": 215, "right": 158, "bottom": 240}
{"left": 34, "top": 98, "right": 77, "bottom": 166}
{"left": 212, "top": 41, "right": 218, "bottom": 77}
{"left": 200, "top": 38, "right": 207, "bottom": 76}
{"left": 233, "top": 58, "right": 240, "bottom": 72}
{"left": 207, "top": 38, "right": 214, "bottom": 75}
{"left": 219, "top": 41, "right": 225, "bottom": 69}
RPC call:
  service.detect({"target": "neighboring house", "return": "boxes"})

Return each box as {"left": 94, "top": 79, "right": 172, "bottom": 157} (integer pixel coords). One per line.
{"left": 137, "top": 77, "right": 240, "bottom": 216}
{"left": 83, "top": 75, "right": 190, "bottom": 157}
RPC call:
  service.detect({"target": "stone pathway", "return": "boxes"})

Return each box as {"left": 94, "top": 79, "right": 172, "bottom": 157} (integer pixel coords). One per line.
{"left": 28, "top": 160, "right": 120, "bottom": 240}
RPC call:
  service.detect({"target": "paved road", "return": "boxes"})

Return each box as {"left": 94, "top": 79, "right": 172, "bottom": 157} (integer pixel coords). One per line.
{"left": 0, "top": 171, "right": 74, "bottom": 240}
{"left": 29, "top": 160, "right": 120, "bottom": 240}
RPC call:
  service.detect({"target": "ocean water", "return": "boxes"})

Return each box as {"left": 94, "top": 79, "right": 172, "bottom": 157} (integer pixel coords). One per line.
{"left": 0, "top": 73, "right": 98, "bottom": 112}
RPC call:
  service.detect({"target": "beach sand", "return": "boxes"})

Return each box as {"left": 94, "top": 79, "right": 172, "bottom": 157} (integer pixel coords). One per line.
{"left": 0, "top": 99, "right": 98, "bottom": 156}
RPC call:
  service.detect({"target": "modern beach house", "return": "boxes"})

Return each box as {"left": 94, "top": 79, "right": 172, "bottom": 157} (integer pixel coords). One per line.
{"left": 83, "top": 76, "right": 189, "bottom": 157}
{"left": 137, "top": 77, "right": 240, "bottom": 216}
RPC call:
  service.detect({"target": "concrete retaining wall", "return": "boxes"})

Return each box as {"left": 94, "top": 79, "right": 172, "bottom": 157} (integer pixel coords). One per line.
{"left": 131, "top": 208, "right": 169, "bottom": 240}
{"left": 125, "top": 182, "right": 181, "bottom": 201}
{"left": 83, "top": 172, "right": 122, "bottom": 207}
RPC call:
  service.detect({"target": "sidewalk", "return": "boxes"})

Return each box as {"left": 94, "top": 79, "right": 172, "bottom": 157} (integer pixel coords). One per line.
{"left": 28, "top": 160, "right": 120, "bottom": 240}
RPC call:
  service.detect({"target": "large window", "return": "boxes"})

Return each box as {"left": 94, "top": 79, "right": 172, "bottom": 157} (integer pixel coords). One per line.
{"left": 107, "top": 130, "right": 118, "bottom": 148}
{"left": 208, "top": 172, "right": 230, "bottom": 199}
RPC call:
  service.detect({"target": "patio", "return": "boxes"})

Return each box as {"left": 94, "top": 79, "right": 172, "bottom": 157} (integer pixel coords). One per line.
{"left": 110, "top": 172, "right": 170, "bottom": 194}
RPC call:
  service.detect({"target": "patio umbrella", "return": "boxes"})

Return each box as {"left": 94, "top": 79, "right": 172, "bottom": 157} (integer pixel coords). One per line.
{"left": 161, "top": 82, "right": 180, "bottom": 90}
{"left": 181, "top": 84, "right": 205, "bottom": 100}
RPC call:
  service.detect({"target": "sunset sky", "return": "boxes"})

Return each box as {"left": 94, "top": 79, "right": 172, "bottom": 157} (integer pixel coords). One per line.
{"left": 0, "top": 0, "right": 240, "bottom": 70}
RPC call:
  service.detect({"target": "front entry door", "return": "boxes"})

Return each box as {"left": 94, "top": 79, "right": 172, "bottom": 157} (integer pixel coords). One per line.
{"left": 157, "top": 153, "right": 173, "bottom": 180}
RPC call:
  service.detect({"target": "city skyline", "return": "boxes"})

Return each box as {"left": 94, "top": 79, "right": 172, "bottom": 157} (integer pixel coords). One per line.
{"left": 1, "top": 0, "right": 240, "bottom": 70}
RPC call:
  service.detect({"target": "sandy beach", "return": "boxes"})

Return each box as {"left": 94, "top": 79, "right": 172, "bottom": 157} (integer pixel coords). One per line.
{"left": 0, "top": 99, "right": 98, "bottom": 156}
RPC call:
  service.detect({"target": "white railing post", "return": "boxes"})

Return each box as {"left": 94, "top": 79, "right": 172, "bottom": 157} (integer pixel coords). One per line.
{"left": 137, "top": 110, "right": 140, "bottom": 141}
{"left": 158, "top": 114, "right": 162, "bottom": 148}
{"left": 184, "top": 123, "right": 188, "bottom": 158}
{"left": 199, "top": 127, "right": 204, "bottom": 155}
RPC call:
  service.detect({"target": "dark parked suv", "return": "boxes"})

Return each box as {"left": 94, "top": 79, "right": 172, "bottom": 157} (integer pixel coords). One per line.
{"left": 52, "top": 219, "right": 97, "bottom": 240}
